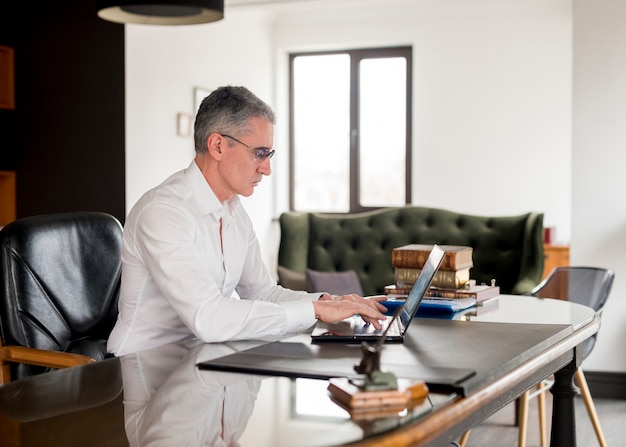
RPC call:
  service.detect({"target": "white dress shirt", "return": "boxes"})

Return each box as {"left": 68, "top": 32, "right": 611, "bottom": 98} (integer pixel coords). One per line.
{"left": 108, "top": 161, "right": 318, "bottom": 356}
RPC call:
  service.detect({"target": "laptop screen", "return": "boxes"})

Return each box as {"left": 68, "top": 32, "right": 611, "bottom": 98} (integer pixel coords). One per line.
{"left": 399, "top": 244, "right": 445, "bottom": 329}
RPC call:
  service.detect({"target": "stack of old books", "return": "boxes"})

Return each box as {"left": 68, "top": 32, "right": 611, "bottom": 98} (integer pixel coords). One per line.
{"left": 392, "top": 244, "right": 474, "bottom": 290}
{"left": 386, "top": 244, "right": 500, "bottom": 312}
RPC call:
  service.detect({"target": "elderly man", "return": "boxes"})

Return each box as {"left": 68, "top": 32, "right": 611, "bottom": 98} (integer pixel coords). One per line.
{"left": 108, "top": 86, "right": 386, "bottom": 356}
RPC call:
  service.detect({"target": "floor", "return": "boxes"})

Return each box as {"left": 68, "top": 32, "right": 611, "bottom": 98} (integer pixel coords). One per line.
{"left": 459, "top": 395, "right": 626, "bottom": 446}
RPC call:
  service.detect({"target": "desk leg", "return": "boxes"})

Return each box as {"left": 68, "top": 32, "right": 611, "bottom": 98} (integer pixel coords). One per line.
{"left": 549, "top": 359, "right": 579, "bottom": 447}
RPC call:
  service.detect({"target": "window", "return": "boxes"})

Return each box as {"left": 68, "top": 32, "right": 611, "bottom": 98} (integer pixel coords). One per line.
{"left": 289, "top": 47, "right": 412, "bottom": 212}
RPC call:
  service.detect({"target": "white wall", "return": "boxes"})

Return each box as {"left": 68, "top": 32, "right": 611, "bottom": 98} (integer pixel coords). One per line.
{"left": 572, "top": 0, "right": 626, "bottom": 373}
{"left": 125, "top": 9, "right": 277, "bottom": 254}
{"left": 272, "top": 0, "right": 572, "bottom": 245}
{"left": 125, "top": 0, "right": 626, "bottom": 372}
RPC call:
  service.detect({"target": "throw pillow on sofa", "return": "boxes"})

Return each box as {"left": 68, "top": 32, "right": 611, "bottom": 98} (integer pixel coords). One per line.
{"left": 305, "top": 268, "right": 364, "bottom": 296}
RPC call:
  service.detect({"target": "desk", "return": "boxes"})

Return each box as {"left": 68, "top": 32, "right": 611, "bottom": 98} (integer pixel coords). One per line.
{"left": 0, "top": 296, "right": 598, "bottom": 447}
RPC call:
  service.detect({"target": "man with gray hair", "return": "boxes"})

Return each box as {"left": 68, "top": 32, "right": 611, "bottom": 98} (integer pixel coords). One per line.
{"left": 108, "top": 86, "right": 386, "bottom": 356}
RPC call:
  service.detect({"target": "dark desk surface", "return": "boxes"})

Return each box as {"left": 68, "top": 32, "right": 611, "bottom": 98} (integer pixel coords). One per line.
{"left": 0, "top": 295, "right": 598, "bottom": 447}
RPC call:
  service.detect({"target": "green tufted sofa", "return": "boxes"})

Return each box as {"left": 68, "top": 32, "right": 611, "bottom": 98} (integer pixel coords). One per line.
{"left": 277, "top": 206, "right": 545, "bottom": 296}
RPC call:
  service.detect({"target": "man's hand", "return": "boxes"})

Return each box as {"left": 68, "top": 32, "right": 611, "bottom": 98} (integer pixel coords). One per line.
{"left": 313, "top": 294, "right": 388, "bottom": 330}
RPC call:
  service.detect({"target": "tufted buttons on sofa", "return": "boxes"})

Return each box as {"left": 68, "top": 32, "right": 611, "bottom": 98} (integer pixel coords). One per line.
{"left": 278, "top": 207, "right": 544, "bottom": 296}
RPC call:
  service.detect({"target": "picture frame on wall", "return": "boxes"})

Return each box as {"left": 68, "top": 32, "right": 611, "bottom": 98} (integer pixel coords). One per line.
{"left": 176, "top": 112, "right": 192, "bottom": 137}
{"left": 194, "top": 87, "right": 210, "bottom": 115}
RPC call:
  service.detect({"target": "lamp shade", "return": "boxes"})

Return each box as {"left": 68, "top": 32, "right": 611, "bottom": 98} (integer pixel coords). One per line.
{"left": 97, "top": 0, "right": 224, "bottom": 25}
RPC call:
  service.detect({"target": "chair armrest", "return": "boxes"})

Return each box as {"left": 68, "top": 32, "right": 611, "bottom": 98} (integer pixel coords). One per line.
{"left": 0, "top": 346, "right": 95, "bottom": 384}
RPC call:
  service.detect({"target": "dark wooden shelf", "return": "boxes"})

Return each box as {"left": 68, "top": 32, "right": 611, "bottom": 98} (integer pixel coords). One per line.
{"left": 0, "top": 171, "right": 16, "bottom": 227}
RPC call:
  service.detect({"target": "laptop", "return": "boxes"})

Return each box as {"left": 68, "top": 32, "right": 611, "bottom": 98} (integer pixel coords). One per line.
{"left": 310, "top": 244, "right": 445, "bottom": 343}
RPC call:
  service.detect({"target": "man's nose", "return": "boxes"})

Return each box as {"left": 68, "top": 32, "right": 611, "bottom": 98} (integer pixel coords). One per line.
{"left": 258, "top": 158, "right": 271, "bottom": 175}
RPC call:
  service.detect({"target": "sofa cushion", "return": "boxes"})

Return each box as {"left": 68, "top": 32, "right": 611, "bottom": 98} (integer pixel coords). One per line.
{"left": 277, "top": 265, "right": 308, "bottom": 291}
{"left": 305, "top": 268, "right": 364, "bottom": 296}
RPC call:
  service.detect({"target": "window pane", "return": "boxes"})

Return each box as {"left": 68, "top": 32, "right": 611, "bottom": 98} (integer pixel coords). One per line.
{"left": 359, "top": 57, "right": 407, "bottom": 207}
{"left": 293, "top": 54, "right": 350, "bottom": 212}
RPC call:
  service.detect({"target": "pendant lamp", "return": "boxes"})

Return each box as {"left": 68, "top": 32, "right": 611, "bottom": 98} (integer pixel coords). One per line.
{"left": 97, "top": 0, "right": 224, "bottom": 25}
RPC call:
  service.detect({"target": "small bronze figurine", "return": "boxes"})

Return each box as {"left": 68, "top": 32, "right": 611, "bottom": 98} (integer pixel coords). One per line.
{"left": 351, "top": 307, "right": 402, "bottom": 391}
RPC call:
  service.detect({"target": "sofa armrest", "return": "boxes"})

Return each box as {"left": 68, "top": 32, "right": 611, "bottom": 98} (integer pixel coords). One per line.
{"left": 511, "top": 277, "right": 541, "bottom": 295}
{"left": 278, "top": 212, "right": 310, "bottom": 273}
{"left": 512, "top": 212, "right": 545, "bottom": 294}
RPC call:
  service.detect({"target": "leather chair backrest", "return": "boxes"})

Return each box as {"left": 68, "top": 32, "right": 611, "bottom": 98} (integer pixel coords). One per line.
{"left": 530, "top": 266, "right": 614, "bottom": 312}
{"left": 529, "top": 266, "right": 615, "bottom": 359}
{"left": 0, "top": 212, "right": 123, "bottom": 380}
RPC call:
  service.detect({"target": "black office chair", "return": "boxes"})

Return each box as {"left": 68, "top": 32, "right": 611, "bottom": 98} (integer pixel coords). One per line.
{"left": 517, "top": 266, "right": 614, "bottom": 447}
{"left": 0, "top": 212, "right": 123, "bottom": 383}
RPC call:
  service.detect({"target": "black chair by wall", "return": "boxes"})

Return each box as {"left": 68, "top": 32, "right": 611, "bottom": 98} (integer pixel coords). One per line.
{"left": 0, "top": 212, "right": 123, "bottom": 384}
{"left": 518, "top": 266, "right": 615, "bottom": 447}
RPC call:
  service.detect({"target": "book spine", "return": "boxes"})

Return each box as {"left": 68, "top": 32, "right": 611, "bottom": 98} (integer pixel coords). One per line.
{"left": 391, "top": 249, "right": 473, "bottom": 270}
{"left": 394, "top": 268, "right": 470, "bottom": 289}
{"left": 425, "top": 287, "right": 500, "bottom": 302}
{"left": 386, "top": 283, "right": 500, "bottom": 302}
{"left": 425, "top": 290, "right": 479, "bottom": 299}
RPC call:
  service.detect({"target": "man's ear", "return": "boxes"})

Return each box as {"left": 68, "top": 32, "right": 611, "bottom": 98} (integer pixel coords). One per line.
{"left": 206, "top": 133, "right": 224, "bottom": 160}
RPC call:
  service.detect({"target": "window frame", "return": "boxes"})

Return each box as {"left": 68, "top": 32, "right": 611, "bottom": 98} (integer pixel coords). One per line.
{"left": 288, "top": 46, "right": 412, "bottom": 213}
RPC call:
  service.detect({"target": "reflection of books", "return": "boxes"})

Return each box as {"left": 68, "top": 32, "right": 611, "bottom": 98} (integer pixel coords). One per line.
{"left": 418, "top": 298, "right": 499, "bottom": 320}
{"left": 394, "top": 267, "right": 470, "bottom": 289}
{"left": 327, "top": 377, "right": 428, "bottom": 412}
{"left": 460, "top": 296, "right": 500, "bottom": 315}
{"left": 440, "top": 297, "right": 501, "bottom": 320}
{"left": 392, "top": 244, "right": 473, "bottom": 270}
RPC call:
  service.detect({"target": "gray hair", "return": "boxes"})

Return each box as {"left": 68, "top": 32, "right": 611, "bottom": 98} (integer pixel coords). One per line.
{"left": 193, "top": 86, "right": 276, "bottom": 154}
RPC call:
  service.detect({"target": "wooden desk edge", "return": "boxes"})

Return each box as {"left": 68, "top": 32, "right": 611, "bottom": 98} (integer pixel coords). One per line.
{"left": 343, "top": 314, "right": 601, "bottom": 447}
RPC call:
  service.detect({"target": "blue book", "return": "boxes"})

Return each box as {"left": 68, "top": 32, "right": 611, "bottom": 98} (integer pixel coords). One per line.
{"left": 383, "top": 297, "right": 476, "bottom": 315}
{"left": 419, "top": 297, "right": 477, "bottom": 313}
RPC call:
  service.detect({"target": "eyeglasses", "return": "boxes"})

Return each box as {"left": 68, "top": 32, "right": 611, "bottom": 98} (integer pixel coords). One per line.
{"left": 220, "top": 134, "right": 275, "bottom": 162}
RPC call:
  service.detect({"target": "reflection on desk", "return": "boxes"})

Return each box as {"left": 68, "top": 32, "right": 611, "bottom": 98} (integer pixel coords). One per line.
{"left": 0, "top": 337, "right": 452, "bottom": 447}
{"left": 121, "top": 339, "right": 452, "bottom": 447}
{"left": 121, "top": 340, "right": 263, "bottom": 447}
{"left": 0, "top": 296, "right": 598, "bottom": 447}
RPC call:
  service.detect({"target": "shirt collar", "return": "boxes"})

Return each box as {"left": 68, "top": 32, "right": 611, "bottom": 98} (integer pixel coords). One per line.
{"left": 185, "top": 160, "right": 239, "bottom": 221}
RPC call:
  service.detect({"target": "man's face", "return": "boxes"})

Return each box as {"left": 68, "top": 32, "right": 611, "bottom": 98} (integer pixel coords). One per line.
{"left": 217, "top": 117, "right": 274, "bottom": 199}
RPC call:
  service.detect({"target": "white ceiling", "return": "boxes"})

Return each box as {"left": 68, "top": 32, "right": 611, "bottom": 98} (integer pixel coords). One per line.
{"left": 226, "top": 0, "right": 324, "bottom": 5}
{"left": 224, "top": 0, "right": 403, "bottom": 10}
{"left": 225, "top": 0, "right": 324, "bottom": 7}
